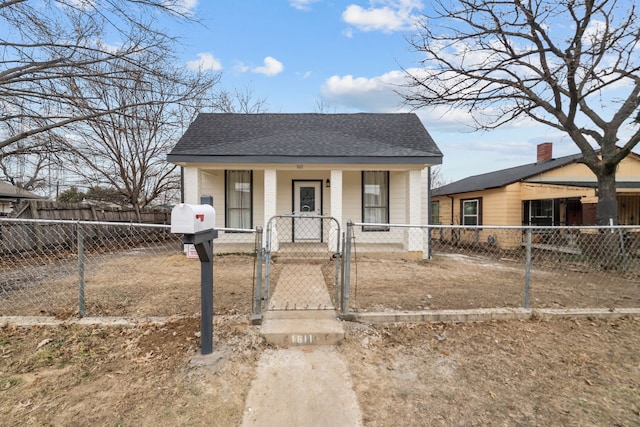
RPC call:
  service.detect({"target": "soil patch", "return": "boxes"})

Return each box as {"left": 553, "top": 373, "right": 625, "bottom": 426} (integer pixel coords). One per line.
{"left": 2, "top": 317, "right": 638, "bottom": 426}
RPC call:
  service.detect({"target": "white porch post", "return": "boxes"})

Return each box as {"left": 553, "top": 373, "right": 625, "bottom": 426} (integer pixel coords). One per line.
{"left": 183, "top": 166, "right": 200, "bottom": 204}
{"left": 405, "top": 169, "right": 423, "bottom": 255}
{"left": 263, "top": 169, "right": 278, "bottom": 251}
{"left": 421, "top": 167, "right": 430, "bottom": 259}
{"left": 329, "top": 169, "right": 343, "bottom": 252}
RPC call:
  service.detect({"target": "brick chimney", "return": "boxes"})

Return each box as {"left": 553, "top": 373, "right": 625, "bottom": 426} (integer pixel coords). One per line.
{"left": 537, "top": 142, "right": 553, "bottom": 162}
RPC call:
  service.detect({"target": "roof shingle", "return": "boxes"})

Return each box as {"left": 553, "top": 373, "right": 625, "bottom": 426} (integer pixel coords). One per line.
{"left": 432, "top": 153, "right": 584, "bottom": 196}
{"left": 168, "top": 113, "right": 442, "bottom": 164}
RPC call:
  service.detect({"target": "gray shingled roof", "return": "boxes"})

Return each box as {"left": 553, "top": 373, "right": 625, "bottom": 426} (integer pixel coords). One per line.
{"left": 0, "top": 181, "right": 43, "bottom": 200}
{"left": 167, "top": 113, "right": 442, "bottom": 165}
{"left": 432, "top": 152, "right": 585, "bottom": 196}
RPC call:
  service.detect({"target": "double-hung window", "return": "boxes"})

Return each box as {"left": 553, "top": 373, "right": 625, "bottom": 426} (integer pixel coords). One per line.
{"left": 461, "top": 198, "right": 481, "bottom": 226}
{"left": 362, "top": 171, "right": 389, "bottom": 231}
{"left": 225, "top": 170, "right": 252, "bottom": 228}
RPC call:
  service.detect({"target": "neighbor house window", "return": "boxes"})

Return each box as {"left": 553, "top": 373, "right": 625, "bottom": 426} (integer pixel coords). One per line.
{"left": 431, "top": 201, "right": 440, "bottom": 225}
{"left": 225, "top": 170, "right": 252, "bottom": 228}
{"left": 529, "top": 199, "right": 553, "bottom": 226}
{"left": 461, "top": 198, "right": 482, "bottom": 226}
{"left": 362, "top": 171, "right": 389, "bottom": 231}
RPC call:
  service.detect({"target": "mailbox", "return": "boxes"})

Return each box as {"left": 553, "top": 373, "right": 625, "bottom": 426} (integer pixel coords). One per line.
{"left": 171, "top": 203, "right": 215, "bottom": 234}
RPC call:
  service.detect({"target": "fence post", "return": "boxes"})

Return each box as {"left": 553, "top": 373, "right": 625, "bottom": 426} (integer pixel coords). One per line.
{"left": 77, "top": 223, "right": 85, "bottom": 318}
{"left": 264, "top": 220, "right": 272, "bottom": 305}
{"left": 524, "top": 228, "right": 532, "bottom": 309}
{"left": 618, "top": 228, "right": 628, "bottom": 272}
{"left": 251, "top": 226, "right": 264, "bottom": 324}
{"left": 341, "top": 221, "right": 353, "bottom": 317}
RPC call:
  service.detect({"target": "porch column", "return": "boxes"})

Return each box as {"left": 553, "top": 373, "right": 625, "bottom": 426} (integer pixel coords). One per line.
{"left": 329, "top": 169, "right": 343, "bottom": 252}
{"left": 264, "top": 169, "right": 278, "bottom": 251}
{"left": 183, "top": 166, "right": 200, "bottom": 204}
{"left": 421, "top": 167, "right": 430, "bottom": 259}
{"left": 405, "top": 169, "right": 423, "bottom": 255}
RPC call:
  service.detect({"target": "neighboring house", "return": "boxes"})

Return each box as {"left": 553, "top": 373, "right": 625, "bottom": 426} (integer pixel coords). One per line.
{"left": 167, "top": 113, "right": 443, "bottom": 257}
{"left": 0, "top": 181, "right": 43, "bottom": 216}
{"left": 431, "top": 143, "right": 640, "bottom": 248}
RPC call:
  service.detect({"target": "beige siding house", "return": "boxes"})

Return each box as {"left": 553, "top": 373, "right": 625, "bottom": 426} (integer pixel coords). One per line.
{"left": 167, "top": 113, "right": 443, "bottom": 257}
{"left": 431, "top": 143, "right": 640, "bottom": 248}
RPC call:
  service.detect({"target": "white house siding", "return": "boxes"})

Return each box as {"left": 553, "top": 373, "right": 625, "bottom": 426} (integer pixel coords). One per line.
{"left": 274, "top": 170, "right": 330, "bottom": 216}
{"left": 389, "top": 171, "right": 405, "bottom": 223}
{"left": 330, "top": 169, "right": 343, "bottom": 227}
{"left": 253, "top": 170, "right": 265, "bottom": 230}
{"left": 344, "top": 167, "right": 428, "bottom": 253}
{"left": 182, "top": 163, "right": 432, "bottom": 255}
{"left": 341, "top": 170, "right": 361, "bottom": 225}
{"left": 183, "top": 166, "right": 202, "bottom": 207}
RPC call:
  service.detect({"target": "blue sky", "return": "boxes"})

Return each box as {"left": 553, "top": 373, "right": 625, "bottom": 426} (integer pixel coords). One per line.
{"left": 164, "top": 0, "right": 635, "bottom": 183}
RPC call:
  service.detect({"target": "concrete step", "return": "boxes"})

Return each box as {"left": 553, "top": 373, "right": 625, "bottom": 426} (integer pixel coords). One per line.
{"left": 260, "top": 310, "right": 345, "bottom": 346}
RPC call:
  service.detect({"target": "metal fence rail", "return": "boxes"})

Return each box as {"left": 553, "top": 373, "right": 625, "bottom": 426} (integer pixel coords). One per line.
{"left": 343, "top": 222, "right": 640, "bottom": 314}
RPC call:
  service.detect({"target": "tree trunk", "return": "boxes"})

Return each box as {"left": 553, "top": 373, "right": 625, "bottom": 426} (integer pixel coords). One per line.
{"left": 596, "top": 169, "right": 618, "bottom": 226}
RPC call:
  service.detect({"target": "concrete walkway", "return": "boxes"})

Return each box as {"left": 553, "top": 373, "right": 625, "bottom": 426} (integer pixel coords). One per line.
{"left": 241, "top": 262, "right": 362, "bottom": 426}
{"left": 241, "top": 347, "right": 362, "bottom": 427}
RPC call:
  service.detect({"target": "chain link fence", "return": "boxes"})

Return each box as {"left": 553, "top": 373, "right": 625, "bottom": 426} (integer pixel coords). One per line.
{"left": 0, "top": 218, "right": 258, "bottom": 318}
{"left": 263, "top": 215, "right": 341, "bottom": 311}
{"left": 3, "top": 218, "right": 639, "bottom": 319}
{"left": 342, "top": 222, "right": 640, "bottom": 313}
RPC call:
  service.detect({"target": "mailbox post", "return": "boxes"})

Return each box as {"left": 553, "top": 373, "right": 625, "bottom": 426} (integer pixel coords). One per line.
{"left": 171, "top": 195, "right": 216, "bottom": 355}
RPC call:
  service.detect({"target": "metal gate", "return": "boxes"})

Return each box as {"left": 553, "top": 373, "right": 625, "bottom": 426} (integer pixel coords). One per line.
{"left": 263, "top": 215, "right": 342, "bottom": 311}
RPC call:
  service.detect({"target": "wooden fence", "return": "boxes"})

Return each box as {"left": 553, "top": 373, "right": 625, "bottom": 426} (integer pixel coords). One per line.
{"left": 10, "top": 200, "right": 170, "bottom": 224}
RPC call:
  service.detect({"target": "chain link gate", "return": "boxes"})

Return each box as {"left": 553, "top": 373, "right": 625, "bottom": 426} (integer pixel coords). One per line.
{"left": 262, "top": 215, "right": 342, "bottom": 311}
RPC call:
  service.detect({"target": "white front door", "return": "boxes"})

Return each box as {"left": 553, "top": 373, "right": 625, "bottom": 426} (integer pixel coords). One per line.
{"left": 293, "top": 181, "right": 322, "bottom": 241}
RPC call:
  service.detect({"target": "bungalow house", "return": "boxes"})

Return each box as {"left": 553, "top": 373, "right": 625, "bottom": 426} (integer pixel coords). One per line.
{"left": 167, "top": 113, "right": 443, "bottom": 257}
{"left": 0, "top": 181, "right": 43, "bottom": 216}
{"left": 431, "top": 143, "right": 640, "bottom": 248}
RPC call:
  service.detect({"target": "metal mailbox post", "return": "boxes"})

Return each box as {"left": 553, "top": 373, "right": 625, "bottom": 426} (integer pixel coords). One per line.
{"left": 171, "top": 196, "right": 216, "bottom": 355}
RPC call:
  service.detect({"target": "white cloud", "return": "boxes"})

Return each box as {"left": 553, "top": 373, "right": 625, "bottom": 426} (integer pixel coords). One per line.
{"left": 321, "top": 71, "right": 404, "bottom": 111}
{"left": 251, "top": 57, "right": 284, "bottom": 77}
{"left": 289, "top": 0, "right": 319, "bottom": 11}
{"left": 165, "top": 0, "right": 198, "bottom": 16}
{"left": 320, "top": 69, "right": 485, "bottom": 131}
{"left": 186, "top": 53, "right": 222, "bottom": 71}
{"left": 60, "top": 0, "right": 95, "bottom": 10}
{"left": 342, "top": 0, "right": 423, "bottom": 33}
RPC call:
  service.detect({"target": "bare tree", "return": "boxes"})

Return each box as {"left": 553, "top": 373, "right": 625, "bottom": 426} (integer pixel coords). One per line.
{"left": 0, "top": 135, "right": 65, "bottom": 193}
{"left": 212, "top": 85, "right": 269, "bottom": 113}
{"left": 0, "top": 0, "right": 195, "bottom": 151}
{"left": 430, "top": 166, "right": 447, "bottom": 189}
{"left": 404, "top": 0, "right": 640, "bottom": 225}
{"left": 60, "top": 54, "right": 219, "bottom": 218}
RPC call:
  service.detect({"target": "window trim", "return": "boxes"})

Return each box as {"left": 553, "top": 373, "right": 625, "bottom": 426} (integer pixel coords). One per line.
{"left": 224, "top": 170, "right": 253, "bottom": 229}
{"left": 361, "top": 171, "right": 390, "bottom": 232}
{"left": 431, "top": 201, "right": 440, "bottom": 225}
{"left": 526, "top": 199, "right": 555, "bottom": 226}
{"left": 460, "top": 197, "right": 482, "bottom": 226}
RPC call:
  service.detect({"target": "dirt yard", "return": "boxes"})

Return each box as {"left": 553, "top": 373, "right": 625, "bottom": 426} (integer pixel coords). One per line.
{"left": 2, "top": 250, "right": 638, "bottom": 318}
{"left": 1, "top": 253, "right": 639, "bottom": 425}
{"left": 1, "top": 316, "right": 638, "bottom": 426}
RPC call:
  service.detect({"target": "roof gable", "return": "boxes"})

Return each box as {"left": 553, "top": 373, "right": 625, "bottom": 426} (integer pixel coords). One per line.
{"left": 168, "top": 113, "right": 443, "bottom": 165}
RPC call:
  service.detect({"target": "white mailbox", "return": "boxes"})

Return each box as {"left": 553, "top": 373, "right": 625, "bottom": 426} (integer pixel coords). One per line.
{"left": 171, "top": 203, "right": 215, "bottom": 234}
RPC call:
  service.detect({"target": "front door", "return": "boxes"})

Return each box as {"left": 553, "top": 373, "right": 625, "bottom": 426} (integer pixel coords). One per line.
{"left": 293, "top": 180, "right": 322, "bottom": 241}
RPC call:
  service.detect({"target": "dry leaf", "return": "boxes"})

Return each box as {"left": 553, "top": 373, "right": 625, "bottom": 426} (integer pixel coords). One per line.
{"left": 36, "top": 339, "right": 54, "bottom": 350}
